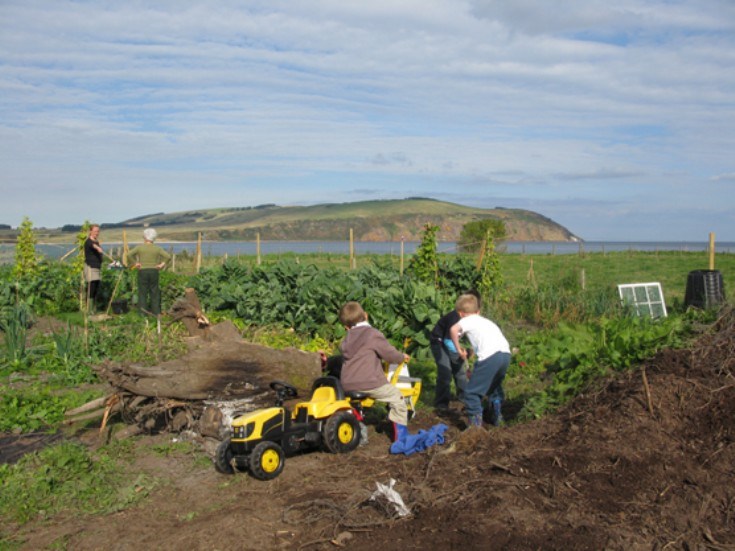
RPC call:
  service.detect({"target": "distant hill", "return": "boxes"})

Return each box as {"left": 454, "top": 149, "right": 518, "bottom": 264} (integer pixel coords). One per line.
{"left": 104, "top": 198, "right": 580, "bottom": 242}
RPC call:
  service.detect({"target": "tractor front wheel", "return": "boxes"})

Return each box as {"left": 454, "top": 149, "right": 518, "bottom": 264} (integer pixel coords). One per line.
{"left": 214, "top": 438, "right": 235, "bottom": 474}
{"left": 323, "top": 411, "right": 361, "bottom": 453}
{"left": 249, "top": 441, "right": 285, "bottom": 480}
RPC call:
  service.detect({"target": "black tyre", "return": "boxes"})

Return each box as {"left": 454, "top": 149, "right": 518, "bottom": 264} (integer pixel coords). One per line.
{"left": 249, "top": 441, "right": 285, "bottom": 480}
{"left": 214, "top": 438, "right": 235, "bottom": 474}
{"left": 322, "top": 411, "right": 361, "bottom": 453}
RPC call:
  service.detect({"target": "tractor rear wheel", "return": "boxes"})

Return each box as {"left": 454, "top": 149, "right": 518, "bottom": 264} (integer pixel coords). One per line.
{"left": 249, "top": 441, "right": 285, "bottom": 480}
{"left": 323, "top": 411, "right": 361, "bottom": 453}
{"left": 214, "top": 438, "right": 235, "bottom": 474}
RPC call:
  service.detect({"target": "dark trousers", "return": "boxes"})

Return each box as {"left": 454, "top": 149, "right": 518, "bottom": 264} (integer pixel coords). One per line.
{"left": 430, "top": 340, "right": 468, "bottom": 409}
{"left": 462, "top": 351, "right": 511, "bottom": 416}
{"left": 87, "top": 280, "right": 100, "bottom": 301}
{"left": 137, "top": 269, "right": 161, "bottom": 315}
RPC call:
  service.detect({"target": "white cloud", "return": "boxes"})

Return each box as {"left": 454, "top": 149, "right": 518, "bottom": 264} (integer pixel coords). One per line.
{"left": 0, "top": 0, "right": 734, "bottom": 240}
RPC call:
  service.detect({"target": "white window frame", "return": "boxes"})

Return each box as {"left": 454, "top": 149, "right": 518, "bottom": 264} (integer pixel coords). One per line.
{"left": 617, "top": 282, "right": 667, "bottom": 318}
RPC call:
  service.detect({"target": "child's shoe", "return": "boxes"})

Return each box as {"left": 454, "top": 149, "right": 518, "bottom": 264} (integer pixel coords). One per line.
{"left": 392, "top": 423, "right": 409, "bottom": 443}
{"left": 467, "top": 413, "right": 483, "bottom": 427}
{"left": 491, "top": 399, "right": 504, "bottom": 427}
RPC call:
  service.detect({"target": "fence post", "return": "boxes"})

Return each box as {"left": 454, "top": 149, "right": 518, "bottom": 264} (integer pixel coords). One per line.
{"left": 527, "top": 258, "right": 536, "bottom": 287}
{"left": 400, "top": 236, "right": 404, "bottom": 276}
{"left": 349, "top": 228, "right": 355, "bottom": 270}
{"left": 196, "top": 232, "right": 202, "bottom": 273}
{"left": 122, "top": 230, "right": 129, "bottom": 267}
{"left": 257, "top": 232, "right": 261, "bottom": 266}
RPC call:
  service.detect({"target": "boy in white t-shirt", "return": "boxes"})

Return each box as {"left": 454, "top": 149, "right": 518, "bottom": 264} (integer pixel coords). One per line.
{"left": 449, "top": 293, "right": 511, "bottom": 428}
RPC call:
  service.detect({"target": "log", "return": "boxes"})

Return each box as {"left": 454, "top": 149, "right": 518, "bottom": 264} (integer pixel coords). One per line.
{"left": 64, "top": 408, "right": 107, "bottom": 424}
{"left": 65, "top": 396, "right": 109, "bottom": 417}
{"left": 169, "top": 288, "right": 210, "bottom": 337}
{"left": 88, "top": 290, "right": 323, "bottom": 439}
{"left": 94, "top": 338, "right": 321, "bottom": 401}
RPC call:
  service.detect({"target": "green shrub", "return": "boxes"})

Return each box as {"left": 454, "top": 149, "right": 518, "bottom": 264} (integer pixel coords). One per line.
{"left": 515, "top": 313, "right": 694, "bottom": 419}
{"left": 0, "top": 386, "right": 101, "bottom": 433}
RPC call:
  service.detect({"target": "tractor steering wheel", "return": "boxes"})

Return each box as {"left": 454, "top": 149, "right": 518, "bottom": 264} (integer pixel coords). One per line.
{"left": 269, "top": 380, "right": 299, "bottom": 399}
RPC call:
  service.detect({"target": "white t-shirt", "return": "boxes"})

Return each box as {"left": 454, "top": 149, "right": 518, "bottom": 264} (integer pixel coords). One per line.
{"left": 457, "top": 314, "right": 510, "bottom": 361}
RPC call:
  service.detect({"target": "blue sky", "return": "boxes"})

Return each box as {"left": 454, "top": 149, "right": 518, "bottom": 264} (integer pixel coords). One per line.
{"left": 1, "top": 0, "right": 734, "bottom": 241}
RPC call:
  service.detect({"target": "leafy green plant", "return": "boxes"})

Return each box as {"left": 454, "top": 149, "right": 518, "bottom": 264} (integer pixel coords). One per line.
{"left": 73, "top": 222, "right": 91, "bottom": 275}
{"left": 0, "top": 261, "right": 82, "bottom": 315}
{"left": 0, "top": 441, "right": 152, "bottom": 524}
{"left": 516, "top": 313, "right": 692, "bottom": 419}
{"left": 0, "top": 386, "right": 102, "bottom": 433}
{"left": 0, "top": 302, "right": 34, "bottom": 370}
{"left": 39, "top": 323, "right": 97, "bottom": 385}
{"left": 407, "top": 224, "right": 439, "bottom": 287}
{"left": 12, "top": 216, "right": 38, "bottom": 280}
{"left": 437, "top": 255, "right": 480, "bottom": 297}
{"left": 477, "top": 230, "right": 503, "bottom": 300}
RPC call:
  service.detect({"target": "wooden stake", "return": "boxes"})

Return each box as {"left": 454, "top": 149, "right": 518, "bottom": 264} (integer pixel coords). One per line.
{"left": 122, "top": 230, "right": 129, "bottom": 266}
{"left": 99, "top": 395, "right": 120, "bottom": 434}
{"left": 476, "top": 236, "right": 487, "bottom": 270}
{"left": 527, "top": 258, "right": 536, "bottom": 287}
{"left": 257, "top": 232, "right": 261, "bottom": 266}
{"left": 105, "top": 268, "right": 125, "bottom": 315}
{"left": 349, "top": 228, "right": 355, "bottom": 270}
{"left": 709, "top": 232, "right": 715, "bottom": 270}
{"left": 196, "top": 232, "right": 202, "bottom": 273}
{"left": 642, "top": 366, "right": 654, "bottom": 415}
{"left": 59, "top": 246, "right": 77, "bottom": 262}
{"left": 400, "top": 237, "right": 404, "bottom": 276}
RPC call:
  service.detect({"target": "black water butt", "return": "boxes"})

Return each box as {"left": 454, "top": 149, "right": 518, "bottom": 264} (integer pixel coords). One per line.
{"left": 684, "top": 270, "right": 726, "bottom": 309}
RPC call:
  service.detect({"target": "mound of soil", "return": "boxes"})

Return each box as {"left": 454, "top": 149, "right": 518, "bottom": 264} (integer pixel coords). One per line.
{"left": 5, "top": 309, "right": 734, "bottom": 550}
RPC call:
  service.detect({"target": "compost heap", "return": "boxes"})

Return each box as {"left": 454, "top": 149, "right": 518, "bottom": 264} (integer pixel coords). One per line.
{"left": 324, "top": 308, "right": 735, "bottom": 551}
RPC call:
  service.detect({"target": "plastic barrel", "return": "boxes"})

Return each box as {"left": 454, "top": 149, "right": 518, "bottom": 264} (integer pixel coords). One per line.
{"left": 684, "top": 270, "right": 726, "bottom": 309}
{"left": 111, "top": 300, "right": 129, "bottom": 314}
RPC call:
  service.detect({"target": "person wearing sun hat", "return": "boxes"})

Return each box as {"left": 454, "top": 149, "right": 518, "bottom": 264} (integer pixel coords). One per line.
{"left": 127, "top": 228, "right": 170, "bottom": 316}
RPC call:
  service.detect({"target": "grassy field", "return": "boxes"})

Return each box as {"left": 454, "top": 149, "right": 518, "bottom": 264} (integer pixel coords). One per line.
{"left": 499, "top": 249, "right": 733, "bottom": 305}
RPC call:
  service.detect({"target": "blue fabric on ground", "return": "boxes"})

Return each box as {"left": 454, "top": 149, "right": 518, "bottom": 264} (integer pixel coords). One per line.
{"left": 389, "top": 423, "right": 448, "bottom": 455}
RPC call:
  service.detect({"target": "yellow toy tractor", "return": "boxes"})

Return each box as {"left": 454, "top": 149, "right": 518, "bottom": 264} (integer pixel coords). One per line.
{"left": 215, "top": 363, "right": 421, "bottom": 480}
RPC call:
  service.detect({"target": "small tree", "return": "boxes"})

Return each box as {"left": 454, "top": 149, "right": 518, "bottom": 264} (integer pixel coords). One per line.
{"left": 75, "top": 221, "right": 92, "bottom": 312}
{"left": 407, "top": 224, "right": 439, "bottom": 287}
{"left": 458, "top": 218, "right": 506, "bottom": 253}
{"left": 74, "top": 221, "right": 92, "bottom": 275}
{"left": 13, "top": 216, "right": 38, "bottom": 280}
{"left": 477, "top": 229, "right": 503, "bottom": 301}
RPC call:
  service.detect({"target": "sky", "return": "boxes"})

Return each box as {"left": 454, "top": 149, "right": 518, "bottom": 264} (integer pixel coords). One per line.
{"left": 1, "top": 0, "right": 734, "bottom": 241}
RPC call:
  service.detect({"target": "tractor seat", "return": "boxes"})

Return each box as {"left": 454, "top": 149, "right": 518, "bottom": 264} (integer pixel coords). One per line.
{"left": 310, "top": 376, "right": 345, "bottom": 401}
{"left": 346, "top": 391, "right": 369, "bottom": 401}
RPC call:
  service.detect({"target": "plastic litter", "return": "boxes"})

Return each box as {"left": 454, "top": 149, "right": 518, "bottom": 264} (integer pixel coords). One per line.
{"left": 370, "top": 478, "right": 411, "bottom": 518}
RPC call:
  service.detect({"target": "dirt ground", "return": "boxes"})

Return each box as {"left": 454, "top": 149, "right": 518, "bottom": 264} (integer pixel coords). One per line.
{"left": 4, "top": 309, "right": 735, "bottom": 551}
